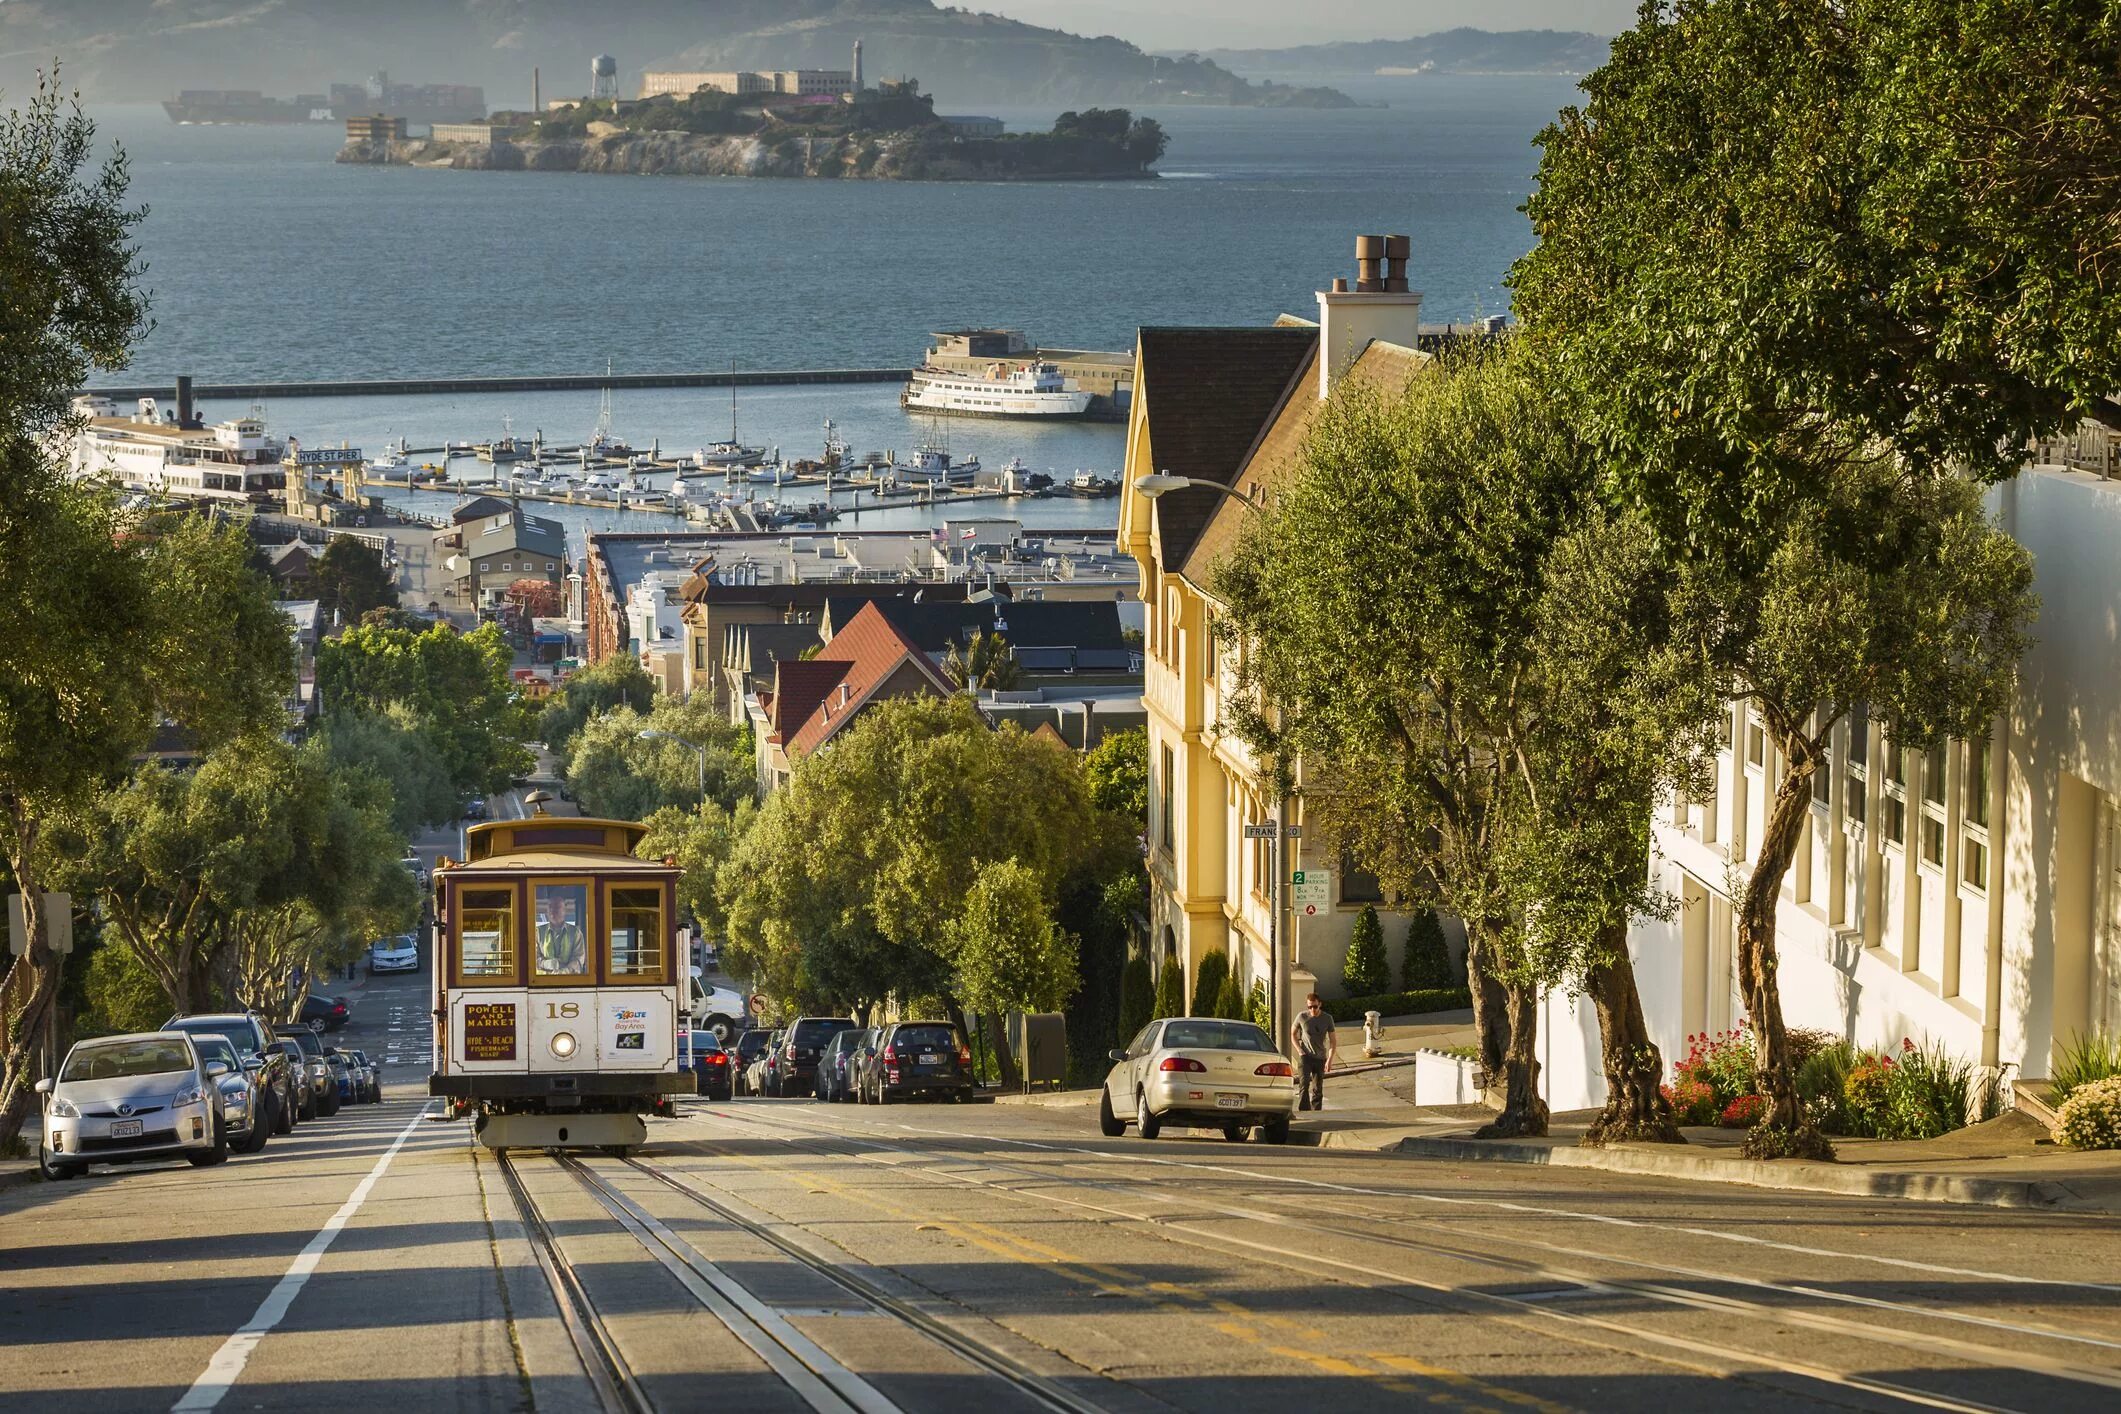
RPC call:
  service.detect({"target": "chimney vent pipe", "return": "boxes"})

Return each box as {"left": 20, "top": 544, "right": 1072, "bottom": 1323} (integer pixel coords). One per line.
{"left": 1354, "top": 234, "right": 1386, "bottom": 292}
{"left": 1331, "top": 277, "right": 1348, "bottom": 294}
{"left": 1383, "top": 233, "right": 1411, "bottom": 293}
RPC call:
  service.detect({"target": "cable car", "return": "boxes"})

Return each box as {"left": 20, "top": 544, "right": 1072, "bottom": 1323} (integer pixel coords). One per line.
{"left": 428, "top": 798, "right": 688, "bottom": 1150}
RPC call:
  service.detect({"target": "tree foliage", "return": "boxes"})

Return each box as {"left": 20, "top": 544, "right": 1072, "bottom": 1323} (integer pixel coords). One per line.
{"left": 1342, "top": 905, "right": 1389, "bottom": 998}
{"left": 311, "top": 537, "right": 398, "bottom": 623}
{"left": 566, "top": 697, "right": 752, "bottom": 819}
{"left": 537, "top": 653, "right": 655, "bottom": 757}
{"left": 637, "top": 797, "right": 755, "bottom": 944}
{"left": 506, "top": 577, "right": 562, "bottom": 620}
{"left": 1082, "top": 725, "right": 1148, "bottom": 822}
{"left": 1212, "top": 971, "right": 1245, "bottom": 1022}
{"left": 314, "top": 705, "right": 460, "bottom": 836}
{"left": 1152, "top": 952, "right": 1184, "bottom": 1021}
{"left": 942, "top": 629, "right": 1022, "bottom": 692}
{"left": 1190, "top": 947, "right": 1229, "bottom": 1019}
{"left": 1117, "top": 954, "right": 1154, "bottom": 1040}
{"left": 316, "top": 619, "right": 530, "bottom": 796}
{"left": 947, "top": 859, "right": 1080, "bottom": 1015}
{"left": 1401, "top": 906, "right": 1453, "bottom": 991}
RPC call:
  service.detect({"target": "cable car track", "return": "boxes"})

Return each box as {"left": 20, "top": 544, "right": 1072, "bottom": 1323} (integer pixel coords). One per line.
{"left": 492, "top": 1147, "right": 1107, "bottom": 1414}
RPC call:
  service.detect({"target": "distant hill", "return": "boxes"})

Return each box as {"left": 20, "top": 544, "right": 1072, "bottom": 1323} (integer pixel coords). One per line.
{"left": 1188, "top": 28, "right": 1610, "bottom": 79}
{"left": 0, "top": 0, "right": 1353, "bottom": 109}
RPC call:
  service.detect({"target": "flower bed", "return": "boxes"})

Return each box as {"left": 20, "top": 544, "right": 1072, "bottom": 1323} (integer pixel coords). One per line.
{"left": 1663, "top": 1022, "right": 1991, "bottom": 1140}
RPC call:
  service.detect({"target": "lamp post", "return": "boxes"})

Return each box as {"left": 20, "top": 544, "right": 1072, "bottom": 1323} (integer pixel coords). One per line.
{"left": 635, "top": 728, "right": 706, "bottom": 799}
{"left": 1130, "top": 471, "right": 1296, "bottom": 1055}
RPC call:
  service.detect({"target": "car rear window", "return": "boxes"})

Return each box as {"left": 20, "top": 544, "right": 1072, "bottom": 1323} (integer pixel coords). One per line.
{"left": 64, "top": 1039, "right": 194, "bottom": 1081}
{"left": 1161, "top": 1021, "right": 1273, "bottom": 1052}
{"left": 791, "top": 1019, "right": 855, "bottom": 1046}
{"left": 735, "top": 1031, "right": 768, "bottom": 1057}
{"left": 893, "top": 1025, "right": 959, "bottom": 1050}
{"left": 278, "top": 1029, "right": 324, "bottom": 1057}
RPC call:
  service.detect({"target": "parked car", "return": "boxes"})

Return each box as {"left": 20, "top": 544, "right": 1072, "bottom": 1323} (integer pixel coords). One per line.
{"left": 463, "top": 796, "right": 489, "bottom": 821}
{"left": 769, "top": 1017, "right": 856, "bottom": 1098}
{"left": 38, "top": 1031, "right": 230, "bottom": 1180}
{"left": 683, "top": 1033, "right": 733, "bottom": 1100}
{"left": 274, "top": 1024, "right": 340, "bottom": 1117}
{"left": 328, "top": 1048, "right": 374, "bottom": 1104}
{"left": 747, "top": 1029, "right": 786, "bottom": 1098}
{"left": 400, "top": 853, "right": 428, "bottom": 889}
{"left": 844, "top": 1028, "right": 885, "bottom": 1104}
{"left": 163, "top": 1012, "right": 297, "bottom": 1137}
{"left": 188, "top": 1033, "right": 271, "bottom": 1154}
{"left": 1100, "top": 1017, "right": 1296, "bottom": 1143}
{"left": 368, "top": 935, "right": 419, "bottom": 975}
{"left": 299, "top": 994, "right": 350, "bottom": 1031}
{"left": 268, "top": 1039, "right": 319, "bottom": 1120}
{"left": 731, "top": 1029, "right": 772, "bottom": 1097}
{"left": 861, "top": 1022, "right": 976, "bottom": 1105}
{"left": 320, "top": 1050, "right": 355, "bottom": 1105}
{"left": 342, "top": 1049, "right": 382, "bottom": 1103}
{"left": 816, "top": 1030, "right": 865, "bottom": 1102}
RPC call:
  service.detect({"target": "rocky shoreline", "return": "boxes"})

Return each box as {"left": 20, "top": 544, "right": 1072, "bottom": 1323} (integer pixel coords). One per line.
{"left": 338, "top": 129, "right": 1158, "bottom": 182}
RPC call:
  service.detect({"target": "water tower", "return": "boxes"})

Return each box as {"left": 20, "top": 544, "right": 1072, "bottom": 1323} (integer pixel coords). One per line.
{"left": 590, "top": 54, "right": 619, "bottom": 102}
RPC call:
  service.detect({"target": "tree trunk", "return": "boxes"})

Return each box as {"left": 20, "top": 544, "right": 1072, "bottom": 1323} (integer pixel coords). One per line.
{"left": 982, "top": 1012, "right": 1021, "bottom": 1089}
{"left": 1582, "top": 920, "right": 1682, "bottom": 1146}
{"left": 1736, "top": 766, "right": 1835, "bottom": 1160}
{"left": 1464, "top": 922, "right": 1509, "bottom": 1085}
{"left": 1476, "top": 981, "right": 1548, "bottom": 1137}
{"left": 0, "top": 812, "right": 55, "bottom": 1154}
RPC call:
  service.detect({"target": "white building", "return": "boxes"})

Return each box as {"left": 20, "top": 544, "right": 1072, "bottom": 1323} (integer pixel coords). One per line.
{"left": 624, "top": 568, "right": 691, "bottom": 695}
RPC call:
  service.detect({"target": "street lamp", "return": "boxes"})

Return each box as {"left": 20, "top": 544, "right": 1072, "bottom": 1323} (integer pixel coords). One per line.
{"left": 635, "top": 729, "right": 706, "bottom": 799}
{"left": 1131, "top": 471, "right": 1297, "bottom": 1056}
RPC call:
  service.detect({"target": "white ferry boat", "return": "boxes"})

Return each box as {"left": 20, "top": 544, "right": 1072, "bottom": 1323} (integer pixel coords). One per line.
{"left": 68, "top": 396, "right": 289, "bottom": 503}
{"left": 890, "top": 441, "right": 981, "bottom": 488}
{"left": 902, "top": 362, "right": 1094, "bottom": 420}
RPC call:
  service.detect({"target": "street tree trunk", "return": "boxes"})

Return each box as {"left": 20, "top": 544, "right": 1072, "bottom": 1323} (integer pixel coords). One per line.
{"left": 1582, "top": 921, "right": 1682, "bottom": 1146}
{"left": 1464, "top": 922, "right": 1509, "bottom": 1085}
{"left": 1477, "top": 980, "right": 1548, "bottom": 1137}
{"left": 1736, "top": 755, "right": 1834, "bottom": 1160}
{"left": 0, "top": 810, "right": 55, "bottom": 1154}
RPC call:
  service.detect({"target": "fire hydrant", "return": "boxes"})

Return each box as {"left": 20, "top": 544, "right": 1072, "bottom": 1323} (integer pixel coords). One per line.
{"left": 1363, "top": 1010, "right": 1384, "bottom": 1058}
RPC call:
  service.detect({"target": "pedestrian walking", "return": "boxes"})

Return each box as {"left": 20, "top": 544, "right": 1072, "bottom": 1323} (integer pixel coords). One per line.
{"left": 1290, "top": 993, "right": 1337, "bottom": 1111}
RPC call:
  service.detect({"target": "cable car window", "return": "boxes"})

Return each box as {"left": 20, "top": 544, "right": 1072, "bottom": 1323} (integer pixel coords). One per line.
{"left": 459, "top": 889, "right": 514, "bottom": 979}
{"left": 608, "top": 887, "right": 663, "bottom": 979}
{"left": 533, "top": 883, "right": 590, "bottom": 980}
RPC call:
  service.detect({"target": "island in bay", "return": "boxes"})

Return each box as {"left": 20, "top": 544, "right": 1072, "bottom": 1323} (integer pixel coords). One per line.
{"left": 340, "top": 81, "right": 1171, "bottom": 182}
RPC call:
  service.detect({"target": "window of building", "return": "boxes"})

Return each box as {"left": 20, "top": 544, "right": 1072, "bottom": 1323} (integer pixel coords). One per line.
{"left": 1922, "top": 744, "right": 1949, "bottom": 807}
{"left": 1340, "top": 854, "right": 1385, "bottom": 905}
{"left": 1158, "top": 744, "right": 1175, "bottom": 852}
{"left": 1249, "top": 809, "right": 1270, "bottom": 901}
{"left": 456, "top": 888, "right": 514, "bottom": 981}
{"left": 1921, "top": 814, "right": 1946, "bottom": 867}
{"left": 1882, "top": 743, "right": 1908, "bottom": 847}
{"left": 479, "top": 561, "right": 491, "bottom": 573}
{"left": 1812, "top": 743, "right": 1832, "bottom": 807}
{"left": 607, "top": 886, "right": 664, "bottom": 979}
{"left": 1961, "top": 738, "right": 1991, "bottom": 891}
{"left": 1746, "top": 715, "right": 1766, "bottom": 769}
{"left": 546, "top": 561, "right": 557, "bottom": 572}
{"left": 1963, "top": 836, "right": 1989, "bottom": 890}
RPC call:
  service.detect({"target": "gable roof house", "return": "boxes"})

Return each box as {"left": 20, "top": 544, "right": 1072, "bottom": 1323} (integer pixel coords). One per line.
{"left": 749, "top": 601, "right": 955, "bottom": 796}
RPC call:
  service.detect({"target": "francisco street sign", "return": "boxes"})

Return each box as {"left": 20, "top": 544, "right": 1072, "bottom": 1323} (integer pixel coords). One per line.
{"left": 1242, "top": 824, "right": 1304, "bottom": 839}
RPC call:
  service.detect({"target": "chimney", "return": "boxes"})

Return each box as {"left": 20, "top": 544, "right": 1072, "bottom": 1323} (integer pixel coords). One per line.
{"left": 1316, "top": 233, "right": 1422, "bottom": 400}
{"left": 174, "top": 375, "right": 198, "bottom": 429}
{"left": 533, "top": 66, "right": 541, "bottom": 114}
{"left": 853, "top": 39, "right": 864, "bottom": 93}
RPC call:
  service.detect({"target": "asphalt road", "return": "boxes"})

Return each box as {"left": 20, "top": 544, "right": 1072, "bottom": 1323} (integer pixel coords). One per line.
{"left": 5, "top": 937, "right": 2118, "bottom": 1411}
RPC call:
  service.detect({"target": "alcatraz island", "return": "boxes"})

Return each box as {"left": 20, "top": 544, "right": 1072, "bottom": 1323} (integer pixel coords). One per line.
{"left": 340, "top": 47, "right": 1168, "bottom": 182}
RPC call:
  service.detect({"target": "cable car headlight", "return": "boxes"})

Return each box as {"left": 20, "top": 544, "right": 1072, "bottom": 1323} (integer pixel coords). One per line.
{"left": 550, "top": 1031, "right": 577, "bottom": 1060}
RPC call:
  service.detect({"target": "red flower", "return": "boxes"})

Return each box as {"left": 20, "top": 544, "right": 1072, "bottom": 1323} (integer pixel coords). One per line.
{"left": 1902, "top": 1037, "right": 1916, "bottom": 1052}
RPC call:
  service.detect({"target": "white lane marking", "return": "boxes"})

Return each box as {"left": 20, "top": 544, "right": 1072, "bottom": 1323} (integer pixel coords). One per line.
{"left": 172, "top": 1104, "right": 434, "bottom": 1412}
{"left": 699, "top": 1105, "right": 2121, "bottom": 1297}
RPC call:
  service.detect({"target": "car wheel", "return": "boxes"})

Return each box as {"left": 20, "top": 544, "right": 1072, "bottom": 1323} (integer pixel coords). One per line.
{"left": 39, "top": 1144, "right": 81, "bottom": 1181}
{"left": 189, "top": 1118, "right": 231, "bottom": 1167}
{"left": 319, "top": 1090, "right": 340, "bottom": 1118}
{"left": 242, "top": 1117, "right": 271, "bottom": 1154}
{"left": 1222, "top": 1123, "right": 1247, "bottom": 1143}
{"left": 299, "top": 1092, "right": 317, "bottom": 1123}
{"left": 1098, "top": 1088, "right": 1126, "bottom": 1137}
{"left": 274, "top": 1090, "right": 295, "bottom": 1134}
{"left": 1135, "top": 1091, "right": 1161, "bottom": 1140}
{"left": 1263, "top": 1116, "right": 1291, "bottom": 1145}
{"left": 705, "top": 1017, "right": 734, "bottom": 1045}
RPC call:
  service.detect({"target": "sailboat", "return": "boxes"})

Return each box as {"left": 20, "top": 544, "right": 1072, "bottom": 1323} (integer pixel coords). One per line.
{"left": 587, "top": 361, "right": 633, "bottom": 460}
{"left": 692, "top": 361, "right": 768, "bottom": 470}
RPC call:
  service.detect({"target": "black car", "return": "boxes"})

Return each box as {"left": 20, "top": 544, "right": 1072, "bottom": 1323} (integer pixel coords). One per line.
{"left": 299, "top": 994, "right": 350, "bottom": 1031}
{"left": 463, "top": 797, "right": 489, "bottom": 821}
{"left": 844, "top": 1028, "right": 885, "bottom": 1103}
{"left": 816, "top": 1030, "right": 865, "bottom": 1102}
{"left": 730, "top": 1029, "right": 772, "bottom": 1097}
{"left": 685, "top": 1034, "right": 734, "bottom": 1100}
{"left": 771, "top": 1017, "right": 857, "bottom": 1098}
{"left": 163, "top": 1012, "right": 299, "bottom": 1137}
{"left": 274, "top": 1024, "right": 340, "bottom": 1117}
{"left": 863, "top": 1022, "right": 975, "bottom": 1104}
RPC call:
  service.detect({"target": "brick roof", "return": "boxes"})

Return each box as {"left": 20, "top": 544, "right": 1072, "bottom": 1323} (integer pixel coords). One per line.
{"left": 1136, "top": 326, "right": 1318, "bottom": 570}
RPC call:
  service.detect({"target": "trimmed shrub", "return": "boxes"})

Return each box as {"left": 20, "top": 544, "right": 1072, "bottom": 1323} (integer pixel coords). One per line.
{"left": 1153, "top": 953, "right": 1185, "bottom": 1020}
{"left": 1191, "top": 949, "right": 1230, "bottom": 1018}
{"left": 2053, "top": 1028, "right": 2121, "bottom": 1101}
{"left": 1322, "top": 987, "right": 1471, "bottom": 1023}
{"left": 2055, "top": 1075, "right": 2121, "bottom": 1150}
{"left": 1401, "top": 907, "right": 1453, "bottom": 991}
{"left": 1213, "top": 971, "right": 1245, "bottom": 1022}
{"left": 1116, "top": 954, "right": 1154, "bottom": 1042}
{"left": 1342, "top": 905, "right": 1389, "bottom": 997}
{"left": 1248, "top": 979, "right": 1271, "bottom": 1031}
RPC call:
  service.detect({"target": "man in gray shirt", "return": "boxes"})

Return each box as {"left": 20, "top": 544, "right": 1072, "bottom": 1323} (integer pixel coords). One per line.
{"left": 1290, "top": 992, "right": 1337, "bottom": 1111}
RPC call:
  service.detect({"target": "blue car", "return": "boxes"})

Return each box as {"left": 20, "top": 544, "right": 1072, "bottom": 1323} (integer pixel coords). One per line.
{"left": 321, "top": 1050, "right": 355, "bottom": 1104}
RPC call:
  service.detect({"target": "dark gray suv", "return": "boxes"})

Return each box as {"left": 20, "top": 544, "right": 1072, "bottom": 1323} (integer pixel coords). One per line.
{"left": 274, "top": 1023, "right": 340, "bottom": 1118}
{"left": 164, "top": 1012, "right": 298, "bottom": 1136}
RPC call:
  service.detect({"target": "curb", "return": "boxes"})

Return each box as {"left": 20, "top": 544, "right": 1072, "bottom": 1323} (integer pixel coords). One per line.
{"left": 1, "top": 1164, "right": 43, "bottom": 1195}
{"left": 1387, "top": 1134, "right": 2121, "bottom": 1214}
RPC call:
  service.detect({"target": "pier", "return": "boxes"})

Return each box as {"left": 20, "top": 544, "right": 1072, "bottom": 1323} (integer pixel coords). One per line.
{"left": 84, "top": 367, "right": 913, "bottom": 402}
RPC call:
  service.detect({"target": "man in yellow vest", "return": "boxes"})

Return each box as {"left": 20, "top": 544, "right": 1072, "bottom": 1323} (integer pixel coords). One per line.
{"left": 536, "top": 890, "right": 587, "bottom": 977}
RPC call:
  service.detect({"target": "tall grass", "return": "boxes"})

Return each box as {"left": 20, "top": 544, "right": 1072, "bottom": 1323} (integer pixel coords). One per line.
{"left": 2052, "top": 1029, "right": 2121, "bottom": 1101}
{"left": 1796, "top": 1039, "right": 1860, "bottom": 1133}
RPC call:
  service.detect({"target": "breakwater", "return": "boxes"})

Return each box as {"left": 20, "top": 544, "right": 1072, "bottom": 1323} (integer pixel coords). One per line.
{"left": 85, "top": 368, "right": 911, "bottom": 402}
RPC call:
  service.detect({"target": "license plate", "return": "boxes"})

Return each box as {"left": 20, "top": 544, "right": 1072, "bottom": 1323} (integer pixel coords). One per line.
{"left": 1214, "top": 1093, "right": 1246, "bottom": 1109}
{"left": 110, "top": 1119, "right": 143, "bottom": 1139}
{"left": 920, "top": 1053, "right": 940, "bottom": 1065}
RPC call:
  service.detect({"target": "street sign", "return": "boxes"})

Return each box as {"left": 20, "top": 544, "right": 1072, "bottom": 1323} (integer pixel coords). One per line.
{"left": 1243, "top": 824, "right": 1306, "bottom": 840}
{"left": 1291, "top": 870, "right": 1331, "bottom": 907}
{"left": 9, "top": 893, "right": 74, "bottom": 957}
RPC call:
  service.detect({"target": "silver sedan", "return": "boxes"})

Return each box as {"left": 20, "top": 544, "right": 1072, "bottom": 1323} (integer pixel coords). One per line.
{"left": 1100, "top": 1017, "right": 1297, "bottom": 1143}
{"left": 38, "top": 1031, "right": 232, "bottom": 1180}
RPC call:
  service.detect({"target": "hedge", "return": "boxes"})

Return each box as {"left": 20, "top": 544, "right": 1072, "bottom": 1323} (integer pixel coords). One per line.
{"left": 1324, "top": 987, "right": 1471, "bottom": 1023}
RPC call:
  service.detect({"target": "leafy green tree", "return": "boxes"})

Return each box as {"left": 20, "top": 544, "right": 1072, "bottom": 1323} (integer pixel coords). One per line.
{"left": 566, "top": 698, "right": 751, "bottom": 818}
{"left": 942, "top": 629, "right": 1023, "bottom": 692}
{"left": 315, "top": 706, "right": 459, "bottom": 835}
{"left": 1400, "top": 907, "right": 1452, "bottom": 991}
{"left": 1190, "top": 947, "right": 1229, "bottom": 1018}
{"left": 1247, "top": 978, "right": 1270, "bottom": 1031}
{"left": 316, "top": 619, "right": 531, "bottom": 796}
{"left": 537, "top": 653, "right": 656, "bottom": 756}
{"left": 1342, "top": 905, "right": 1389, "bottom": 997}
{"left": 638, "top": 797, "right": 755, "bottom": 945}
{"left": 1152, "top": 952, "right": 1185, "bottom": 1021}
{"left": 1212, "top": 970, "right": 1245, "bottom": 1022}
{"left": 1117, "top": 954, "right": 1154, "bottom": 1039}
{"left": 948, "top": 859, "right": 1080, "bottom": 1015}
{"left": 1125, "top": 117, "right": 1168, "bottom": 169}
{"left": 1082, "top": 725, "right": 1148, "bottom": 821}
{"left": 311, "top": 537, "right": 398, "bottom": 623}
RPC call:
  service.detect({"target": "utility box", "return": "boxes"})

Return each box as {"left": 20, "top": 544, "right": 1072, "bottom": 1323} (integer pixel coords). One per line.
{"left": 1007, "top": 1012, "right": 1067, "bottom": 1089}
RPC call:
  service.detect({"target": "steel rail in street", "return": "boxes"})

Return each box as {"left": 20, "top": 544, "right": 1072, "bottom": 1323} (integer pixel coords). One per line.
{"left": 492, "top": 1150, "right": 646, "bottom": 1414}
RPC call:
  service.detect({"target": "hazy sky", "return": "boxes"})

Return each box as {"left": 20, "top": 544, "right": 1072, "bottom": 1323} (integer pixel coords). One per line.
{"left": 974, "top": 1, "right": 1641, "bottom": 49}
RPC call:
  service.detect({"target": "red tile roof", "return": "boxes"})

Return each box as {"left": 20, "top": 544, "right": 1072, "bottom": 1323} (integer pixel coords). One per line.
{"left": 779, "top": 601, "right": 951, "bottom": 758}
